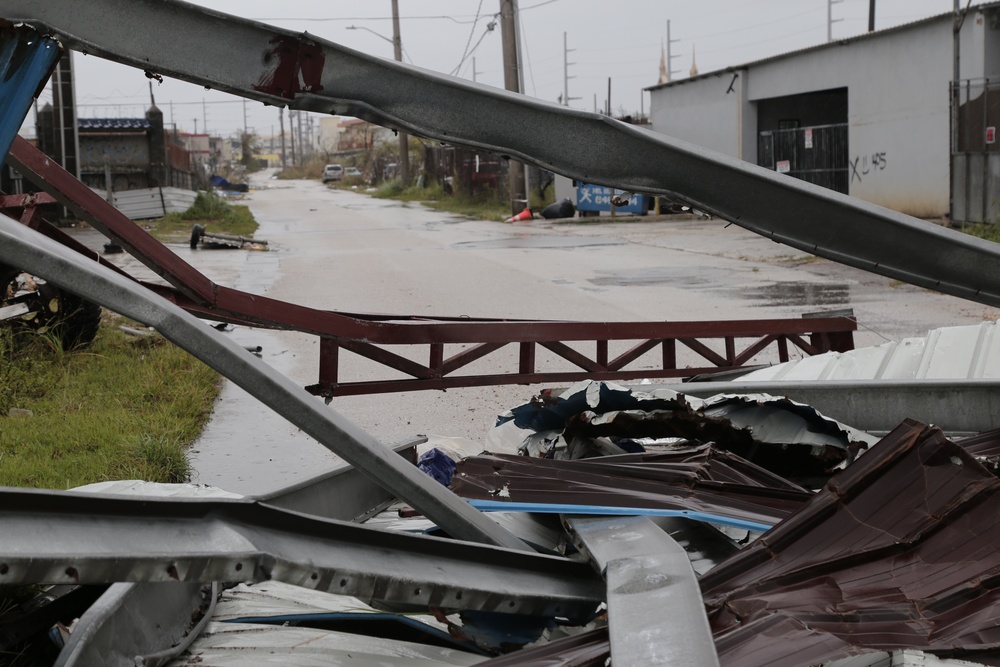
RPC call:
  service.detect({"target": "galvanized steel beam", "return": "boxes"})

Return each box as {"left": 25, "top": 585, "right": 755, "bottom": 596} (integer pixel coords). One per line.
{"left": 0, "top": 488, "right": 603, "bottom": 619}
{"left": 566, "top": 516, "right": 720, "bottom": 667}
{"left": 4, "top": 0, "right": 1000, "bottom": 306}
{"left": 0, "top": 215, "right": 527, "bottom": 551}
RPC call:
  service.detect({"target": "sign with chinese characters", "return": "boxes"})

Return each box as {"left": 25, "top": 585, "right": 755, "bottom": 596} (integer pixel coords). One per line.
{"left": 987, "top": 126, "right": 996, "bottom": 145}
{"left": 776, "top": 160, "right": 791, "bottom": 174}
{"left": 576, "top": 184, "right": 648, "bottom": 214}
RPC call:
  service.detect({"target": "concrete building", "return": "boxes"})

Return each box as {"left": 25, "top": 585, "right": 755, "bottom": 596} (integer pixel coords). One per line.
{"left": 645, "top": 3, "right": 1000, "bottom": 221}
{"left": 37, "top": 104, "right": 199, "bottom": 192}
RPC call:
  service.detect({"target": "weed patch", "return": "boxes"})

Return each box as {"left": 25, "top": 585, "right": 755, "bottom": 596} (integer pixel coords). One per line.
{"left": 373, "top": 180, "right": 509, "bottom": 220}
{"left": 145, "top": 191, "right": 258, "bottom": 242}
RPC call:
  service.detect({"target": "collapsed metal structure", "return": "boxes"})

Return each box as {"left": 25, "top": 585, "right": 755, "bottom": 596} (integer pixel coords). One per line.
{"left": 3, "top": 1, "right": 1000, "bottom": 665}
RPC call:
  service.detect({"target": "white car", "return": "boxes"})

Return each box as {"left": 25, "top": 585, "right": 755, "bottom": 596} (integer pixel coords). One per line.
{"left": 344, "top": 167, "right": 362, "bottom": 178}
{"left": 321, "top": 164, "right": 344, "bottom": 183}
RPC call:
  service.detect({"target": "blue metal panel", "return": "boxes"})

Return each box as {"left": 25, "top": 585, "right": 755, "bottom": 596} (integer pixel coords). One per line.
{"left": 576, "top": 183, "right": 648, "bottom": 214}
{"left": 0, "top": 26, "right": 59, "bottom": 171}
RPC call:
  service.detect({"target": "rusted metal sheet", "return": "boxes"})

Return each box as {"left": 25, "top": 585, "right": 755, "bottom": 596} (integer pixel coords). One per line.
{"left": 701, "top": 419, "right": 1000, "bottom": 667}
{"left": 451, "top": 449, "right": 809, "bottom": 530}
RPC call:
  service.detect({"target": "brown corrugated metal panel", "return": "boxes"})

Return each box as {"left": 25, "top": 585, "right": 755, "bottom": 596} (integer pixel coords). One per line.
{"left": 957, "top": 427, "right": 1000, "bottom": 459}
{"left": 450, "top": 447, "right": 811, "bottom": 528}
{"left": 701, "top": 419, "right": 1000, "bottom": 667}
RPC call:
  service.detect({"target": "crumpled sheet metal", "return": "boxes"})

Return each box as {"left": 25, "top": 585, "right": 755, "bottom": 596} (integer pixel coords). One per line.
{"left": 700, "top": 419, "right": 1000, "bottom": 667}
{"left": 450, "top": 446, "right": 810, "bottom": 531}
{"left": 497, "top": 381, "right": 876, "bottom": 482}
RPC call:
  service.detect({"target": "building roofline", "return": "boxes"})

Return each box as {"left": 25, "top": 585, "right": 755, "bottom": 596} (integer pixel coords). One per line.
{"left": 643, "top": 2, "right": 1000, "bottom": 92}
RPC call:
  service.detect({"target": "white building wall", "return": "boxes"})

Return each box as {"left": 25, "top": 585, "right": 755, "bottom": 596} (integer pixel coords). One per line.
{"left": 649, "top": 73, "right": 745, "bottom": 159}
{"left": 748, "top": 19, "right": 952, "bottom": 217}
{"left": 648, "top": 12, "right": 990, "bottom": 218}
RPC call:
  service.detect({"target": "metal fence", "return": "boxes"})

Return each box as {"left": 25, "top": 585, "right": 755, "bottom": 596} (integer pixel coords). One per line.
{"left": 952, "top": 78, "right": 1000, "bottom": 224}
{"left": 758, "top": 123, "right": 849, "bottom": 194}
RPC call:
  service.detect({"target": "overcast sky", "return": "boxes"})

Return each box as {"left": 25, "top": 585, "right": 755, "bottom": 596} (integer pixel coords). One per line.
{"left": 28, "top": 0, "right": 963, "bottom": 139}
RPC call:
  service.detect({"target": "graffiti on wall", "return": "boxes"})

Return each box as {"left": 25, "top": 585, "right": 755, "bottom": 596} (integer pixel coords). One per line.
{"left": 849, "top": 152, "right": 887, "bottom": 184}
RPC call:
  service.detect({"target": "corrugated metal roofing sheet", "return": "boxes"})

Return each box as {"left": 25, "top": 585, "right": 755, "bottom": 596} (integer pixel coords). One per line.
{"left": 739, "top": 321, "right": 1000, "bottom": 382}
{"left": 702, "top": 420, "right": 1000, "bottom": 667}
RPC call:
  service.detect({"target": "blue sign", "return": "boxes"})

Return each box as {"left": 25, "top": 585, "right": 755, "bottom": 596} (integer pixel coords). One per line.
{"left": 576, "top": 184, "right": 648, "bottom": 215}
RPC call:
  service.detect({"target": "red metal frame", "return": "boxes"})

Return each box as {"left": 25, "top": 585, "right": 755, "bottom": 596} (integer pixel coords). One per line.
{"left": 2, "top": 136, "right": 856, "bottom": 396}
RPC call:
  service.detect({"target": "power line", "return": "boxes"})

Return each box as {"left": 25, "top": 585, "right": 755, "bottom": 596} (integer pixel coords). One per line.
{"left": 452, "top": 0, "right": 487, "bottom": 76}
{"left": 451, "top": 19, "right": 498, "bottom": 76}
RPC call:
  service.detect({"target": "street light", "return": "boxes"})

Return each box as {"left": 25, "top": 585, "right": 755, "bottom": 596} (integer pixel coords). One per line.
{"left": 345, "top": 26, "right": 412, "bottom": 64}
{"left": 345, "top": 21, "right": 410, "bottom": 185}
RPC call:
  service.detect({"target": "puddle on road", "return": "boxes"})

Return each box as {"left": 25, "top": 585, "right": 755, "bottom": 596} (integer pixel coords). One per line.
{"left": 740, "top": 282, "right": 851, "bottom": 306}
{"left": 589, "top": 266, "right": 731, "bottom": 287}
{"left": 455, "top": 235, "right": 624, "bottom": 250}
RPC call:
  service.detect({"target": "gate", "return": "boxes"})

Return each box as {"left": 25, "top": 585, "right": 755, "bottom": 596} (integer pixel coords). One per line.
{"left": 951, "top": 78, "right": 1000, "bottom": 224}
{"left": 758, "top": 123, "right": 849, "bottom": 194}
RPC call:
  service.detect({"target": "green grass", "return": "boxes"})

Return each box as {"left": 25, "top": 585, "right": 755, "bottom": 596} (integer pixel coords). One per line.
{"left": 0, "top": 314, "right": 219, "bottom": 488}
{"left": 145, "top": 191, "right": 258, "bottom": 242}
{"left": 960, "top": 223, "right": 1000, "bottom": 244}
{"left": 373, "top": 180, "right": 510, "bottom": 221}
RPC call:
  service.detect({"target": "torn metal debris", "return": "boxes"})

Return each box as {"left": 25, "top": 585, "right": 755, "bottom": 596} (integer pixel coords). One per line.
{"left": 496, "top": 380, "right": 876, "bottom": 485}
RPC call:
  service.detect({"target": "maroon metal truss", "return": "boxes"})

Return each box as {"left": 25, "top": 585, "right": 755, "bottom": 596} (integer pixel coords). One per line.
{"left": 3, "top": 136, "right": 856, "bottom": 396}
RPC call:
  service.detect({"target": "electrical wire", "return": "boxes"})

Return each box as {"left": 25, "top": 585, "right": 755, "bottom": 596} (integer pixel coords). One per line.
{"left": 451, "top": 18, "right": 498, "bottom": 77}
{"left": 453, "top": 0, "right": 485, "bottom": 75}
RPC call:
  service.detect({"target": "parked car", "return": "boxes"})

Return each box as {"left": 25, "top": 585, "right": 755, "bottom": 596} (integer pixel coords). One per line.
{"left": 344, "top": 167, "right": 362, "bottom": 178}
{"left": 321, "top": 164, "right": 344, "bottom": 183}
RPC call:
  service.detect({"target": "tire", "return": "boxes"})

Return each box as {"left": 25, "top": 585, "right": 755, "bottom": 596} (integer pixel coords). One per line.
{"left": 0, "top": 263, "right": 102, "bottom": 350}
{"left": 190, "top": 224, "right": 205, "bottom": 249}
{"left": 51, "top": 292, "right": 102, "bottom": 350}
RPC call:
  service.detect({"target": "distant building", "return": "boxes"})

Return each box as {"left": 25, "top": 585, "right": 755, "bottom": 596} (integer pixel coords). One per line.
{"left": 36, "top": 104, "right": 199, "bottom": 192}
{"left": 337, "top": 119, "right": 393, "bottom": 153}
{"left": 316, "top": 116, "right": 346, "bottom": 157}
{"left": 645, "top": 3, "right": 1000, "bottom": 221}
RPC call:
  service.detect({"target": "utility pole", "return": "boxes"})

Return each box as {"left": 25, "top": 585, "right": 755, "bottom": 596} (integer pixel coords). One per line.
{"left": 298, "top": 110, "right": 306, "bottom": 161}
{"left": 500, "top": 0, "right": 527, "bottom": 215}
{"left": 665, "top": 20, "right": 681, "bottom": 82}
{"left": 289, "top": 110, "right": 297, "bottom": 167}
{"left": 827, "top": 0, "right": 844, "bottom": 42}
{"left": 202, "top": 98, "right": 207, "bottom": 136}
{"left": 868, "top": 0, "right": 876, "bottom": 31}
{"left": 472, "top": 56, "right": 482, "bottom": 82}
{"left": 562, "top": 32, "right": 580, "bottom": 106}
{"left": 279, "top": 107, "right": 286, "bottom": 169}
{"left": 391, "top": 0, "right": 410, "bottom": 185}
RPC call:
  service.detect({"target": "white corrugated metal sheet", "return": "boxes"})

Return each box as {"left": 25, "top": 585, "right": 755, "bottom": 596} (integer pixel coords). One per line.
{"left": 741, "top": 321, "right": 1000, "bottom": 382}
{"left": 89, "top": 187, "right": 198, "bottom": 220}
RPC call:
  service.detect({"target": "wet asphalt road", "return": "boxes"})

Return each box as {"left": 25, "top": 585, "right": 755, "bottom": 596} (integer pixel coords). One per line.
{"left": 181, "top": 173, "right": 1000, "bottom": 494}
